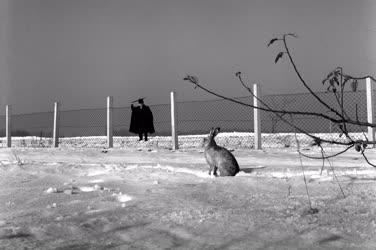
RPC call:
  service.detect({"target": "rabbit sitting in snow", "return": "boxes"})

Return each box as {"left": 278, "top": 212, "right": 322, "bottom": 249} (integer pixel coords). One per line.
{"left": 202, "top": 127, "right": 240, "bottom": 177}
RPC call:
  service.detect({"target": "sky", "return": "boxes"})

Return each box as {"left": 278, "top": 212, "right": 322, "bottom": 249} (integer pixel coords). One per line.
{"left": 1, "top": 0, "right": 376, "bottom": 114}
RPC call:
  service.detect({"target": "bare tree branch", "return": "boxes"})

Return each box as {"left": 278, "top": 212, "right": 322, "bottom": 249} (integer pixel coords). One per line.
{"left": 185, "top": 75, "right": 376, "bottom": 147}
{"left": 183, "top": 33, "right": 376, "bottom": 167}
{"left": 281, "top": 34, "right": 345, "bottom": 119}
{"left": 298, "top": 145, "right": 354, "bottom": 160}
{"left": 361, "top": 150, "right": 376, "bottom": 168}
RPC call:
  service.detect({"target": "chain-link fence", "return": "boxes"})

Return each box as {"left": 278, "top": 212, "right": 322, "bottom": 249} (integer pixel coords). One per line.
{"left": 177, "top": 97, "right": 254, "bottom": 134}
{"left": 0, "top": 88, "right": 373, "bottom": 149}
{"left": 111, "top": 104, "right": 172, "bottom": 148}
{"left": 260, "top": 90, "right": 368, "bottom": 148}
{"left": 0, "top": 111, "right": 54, "bottom": 148}
{"left": 175, "top": 97, "right": 254, "bottom": 149}
{"left": 171, "top": 90, "right": 369, "bottom": 149}
{"left": 58, "top": 108, "right": 107, "bottom": 147}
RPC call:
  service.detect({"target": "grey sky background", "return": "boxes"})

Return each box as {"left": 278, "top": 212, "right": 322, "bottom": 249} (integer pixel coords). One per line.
{"left": 1, "top": 0, "right": 376, "bottom": 114}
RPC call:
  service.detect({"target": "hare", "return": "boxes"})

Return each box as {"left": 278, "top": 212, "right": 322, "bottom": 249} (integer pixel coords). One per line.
{"left": 203, "top": 127, "right": 240, "bottom": 177}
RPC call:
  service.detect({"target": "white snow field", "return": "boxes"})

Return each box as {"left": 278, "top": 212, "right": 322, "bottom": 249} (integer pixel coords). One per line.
{"left": 0, "top": 133, "right": 375, "bottom": 249}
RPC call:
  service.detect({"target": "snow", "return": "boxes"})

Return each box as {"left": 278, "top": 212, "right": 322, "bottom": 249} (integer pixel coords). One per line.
{"left": 45, "top": 187, "right": 58, "bottom": 194}
{"left": 88, "top": 179, "right": 105, "bottom": 183}
{"left": 125, "top": 164, "right": 211, "bottom": 178}
{"left": 86, "top": 169, "right": 110, "bottom": 177}
{"left": 115, "top": 194, "right": 133, "bottom": 203}
{"left": 0, "top": 143, "right": 376, "bottom": 249}
{"left": 79, "top": 186, "right": 96, "bottom": 192}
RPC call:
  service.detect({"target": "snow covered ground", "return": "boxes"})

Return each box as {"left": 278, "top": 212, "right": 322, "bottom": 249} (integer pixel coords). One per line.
{"left": 0, "top": 136, "right": 376, "bottom": 249}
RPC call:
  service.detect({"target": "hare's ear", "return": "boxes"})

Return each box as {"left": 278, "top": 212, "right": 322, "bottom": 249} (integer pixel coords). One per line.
{"left": 212, "top": 127, "right": 220, "bottom": 137}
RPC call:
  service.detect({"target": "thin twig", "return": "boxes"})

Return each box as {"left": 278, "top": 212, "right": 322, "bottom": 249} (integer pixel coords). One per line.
{"left": 320, "top": 145, "right": 346, "bottom": 198}
{"left": 185, "top": 75, "right": 342, "bottom": 123}
{"left": 282, "top": 34, "right": 345, "bottom": 120}
{"left": 291, "top": 115, "right": 313, "bottom": 210}
{"left": 184, "top": 33, "right": 376, "bottom": 168}
{"left": 361, "top": 150, "right": 376, "bottom": 168}
{"left": 320, "top": 146, "right": 326, "bottom": 175}
{"left": 282, "top": 36, "right": 376, "bottom": 129}
{"left": 340, "top": 73, "right": 376, "bottom": 83}
{"left": 184, "top": 75, "right": 376, "bottom": 148}
{"left": 185, "top": 75, "right": 352, "bottom": 146}
{"left": 298, "top": 145, "right": 354, "bottom": 160}
{"left": 235, "top": 73, "right": 376, "bottom": 149}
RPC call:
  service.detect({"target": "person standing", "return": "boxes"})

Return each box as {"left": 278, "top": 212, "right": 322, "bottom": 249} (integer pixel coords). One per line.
{"left": 129, "top": 98, "right": 155, "bottom": 141}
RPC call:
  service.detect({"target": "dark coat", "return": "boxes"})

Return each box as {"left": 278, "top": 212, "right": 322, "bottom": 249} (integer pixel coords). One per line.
{"left": 129, "top": 105, "right": 155, "bottom": 134}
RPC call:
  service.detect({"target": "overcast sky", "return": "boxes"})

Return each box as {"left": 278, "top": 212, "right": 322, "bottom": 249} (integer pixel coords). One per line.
{"left": 1, "top": 0, "right": 376, "bottom": 114}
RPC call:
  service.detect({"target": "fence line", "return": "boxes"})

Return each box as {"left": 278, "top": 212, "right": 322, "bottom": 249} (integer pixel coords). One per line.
{"left": 1, "top": 80, "right": 375, "bottom": 149}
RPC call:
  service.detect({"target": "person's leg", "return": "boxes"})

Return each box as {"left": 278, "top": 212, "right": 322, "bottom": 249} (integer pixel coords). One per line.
{"left": 138, "top": 133, "right": 143, "bottom": 141}
{"left": 144, "top": 132, "right": 148, "bottom": 141}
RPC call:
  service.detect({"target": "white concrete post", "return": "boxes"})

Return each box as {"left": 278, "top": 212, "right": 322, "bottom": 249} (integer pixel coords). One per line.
{"left": 366, "top": 77, "right": 375, "bottom": 147}
{"left": 107, "top": 96, "right": 113, "bottom": 148}
{"left": 53, "top": 102, "right": 60, "bottom": 147}
{"left": 6, "top": 105, "right": 11, "bottom": 147}
{"left": 253, "top": 84, "right": 262, "bottom": 150}
{"left": 170, "top": 91, "right": 178, "bottom": 150}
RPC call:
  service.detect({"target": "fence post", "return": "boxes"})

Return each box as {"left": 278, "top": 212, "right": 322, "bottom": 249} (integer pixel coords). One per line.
{"left": 253, "top": 84, "right": 262, "bottom": 150}
{"left": 6, "top": 105, "right": 11, "bottom": 148}
{"left": 107, "top": 96, "right": 113, "bottom": 148}
{"left": 170, "top": 91, "right": 178, "bottom": 150}
{"left": 53, "top": 102, "right": 60, "bottom": 147}
{"left": 366, "top": 77, "right": 375, "bottom": 147}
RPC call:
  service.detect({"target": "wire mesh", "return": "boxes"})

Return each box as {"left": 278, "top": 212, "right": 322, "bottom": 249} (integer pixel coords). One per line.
{"left": 58, "top": 108, "right": 106, "bottom": 148}
{"left": 174, "top": 97, "right": 254, "bottom": 149}
{"left": 112, "top": 104, "right": 172, "bottom": 148}
{"left": 260, "top": 90, "right": 368, "bottom": 148}
{"left": 177, "top": 97, "right": 254, "bottom": 134}
{"left": 174, "top": 89, "right": 369, "bottom": 149}
{"left": 7, "top": 111, "right": 54, "bottom": 148}
{"left": 1, "top": 88, "right": 374, "bottom": 149}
